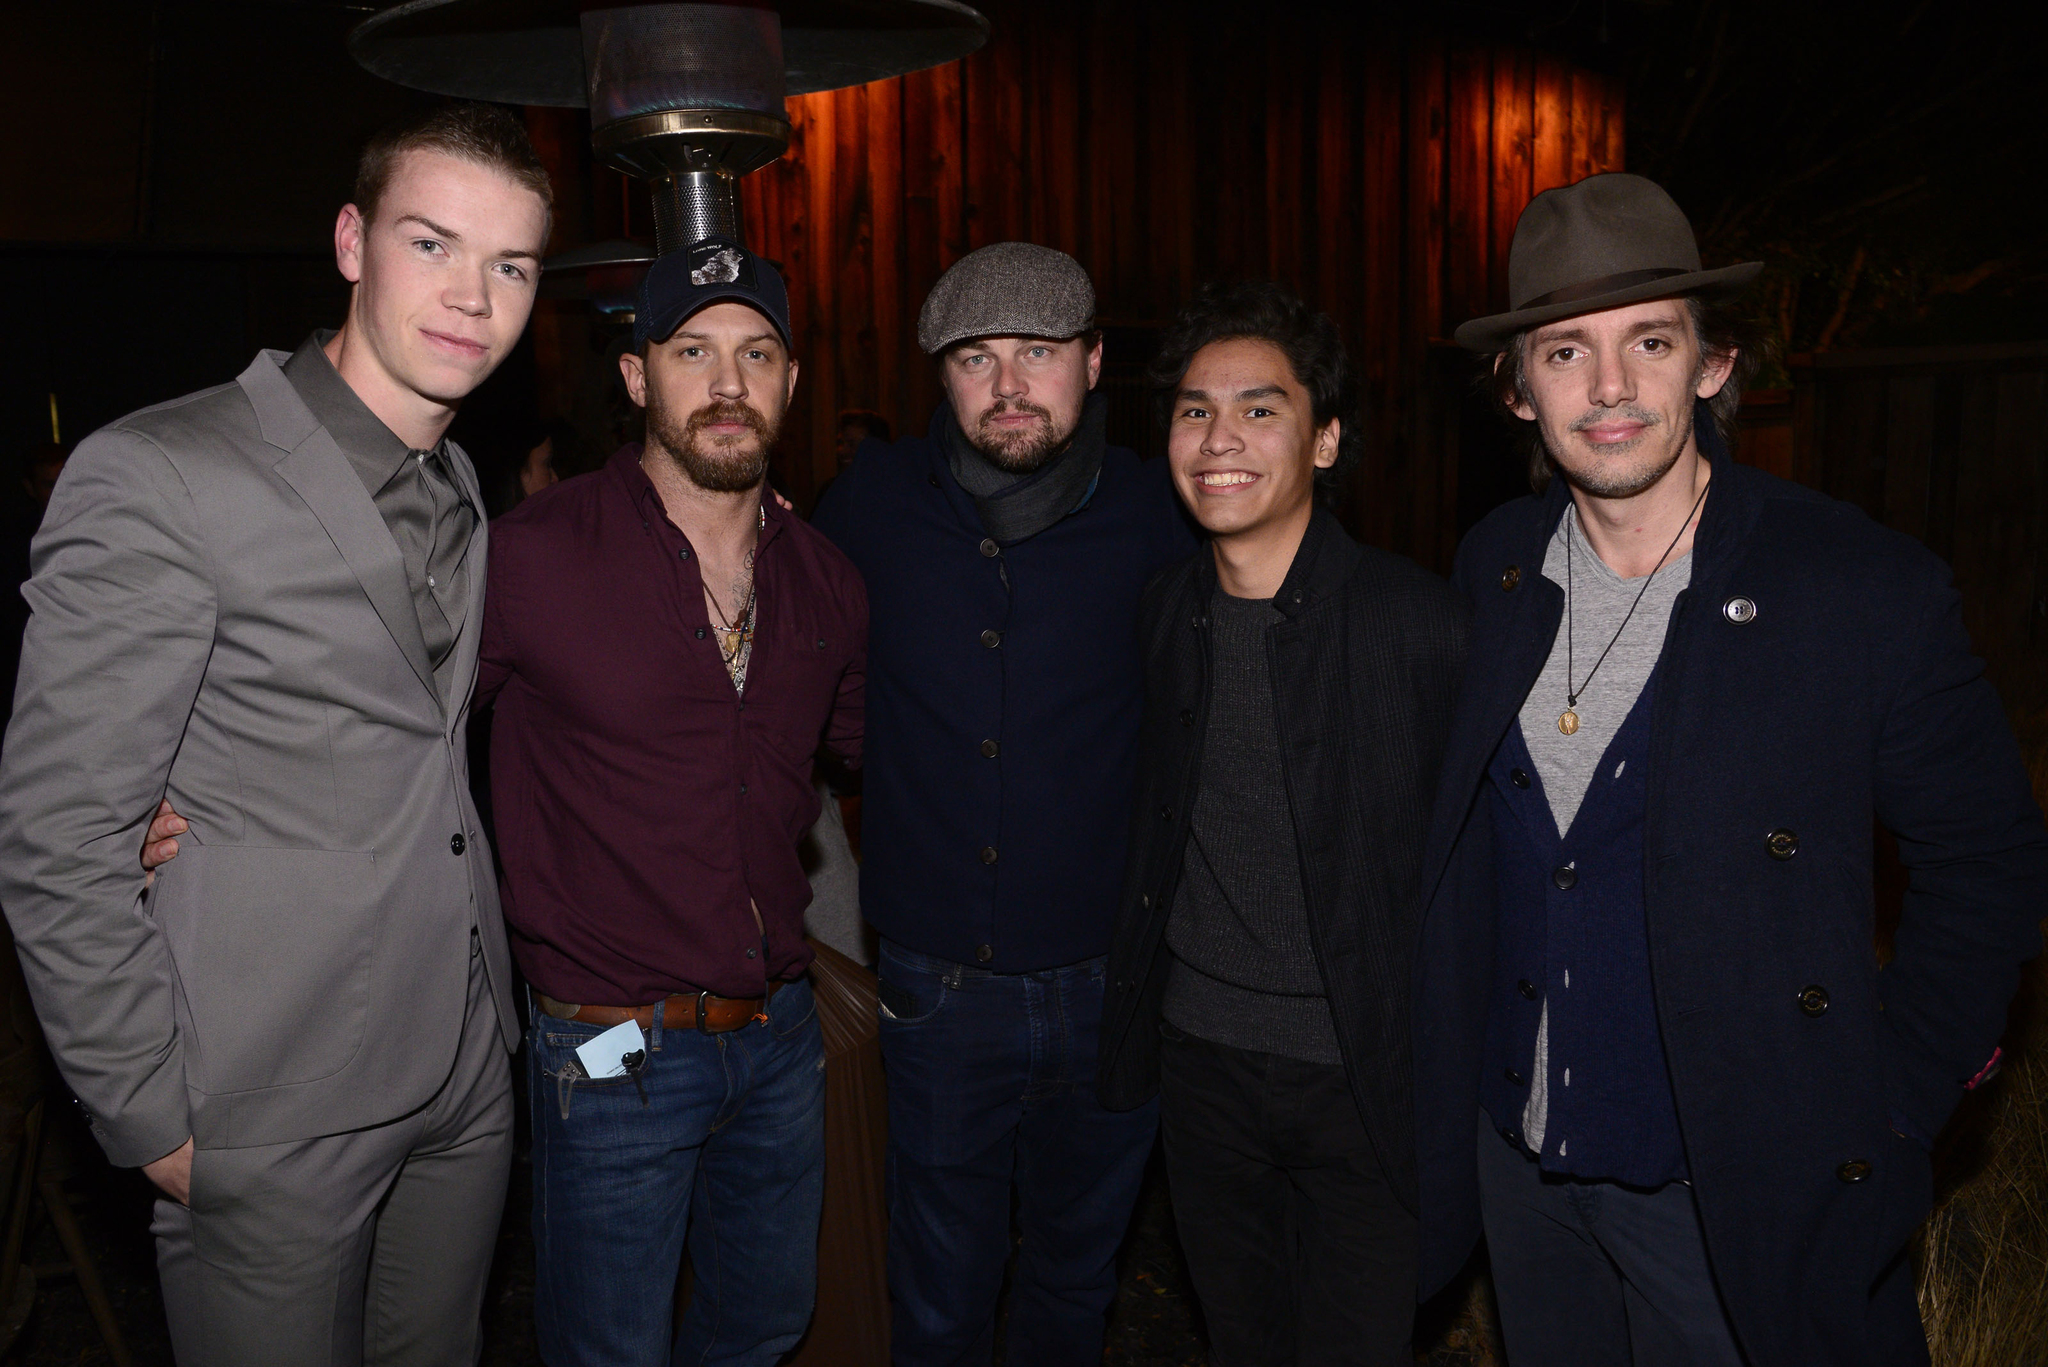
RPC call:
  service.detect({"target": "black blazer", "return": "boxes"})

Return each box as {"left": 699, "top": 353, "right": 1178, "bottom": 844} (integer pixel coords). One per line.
{"left": 1099, "top": 509, "right": 1468, "bottom": 1209}
{"left": 1412, "top": 458, "right": 2048, "bottom": 1365}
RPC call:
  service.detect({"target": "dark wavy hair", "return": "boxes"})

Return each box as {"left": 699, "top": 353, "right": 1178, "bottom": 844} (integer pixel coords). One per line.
{"left": 1148, "top": 281, "right": 1362, "bottom": 500}
{"left": 1484, "top": 294, "right": 1768, "bottom": 491}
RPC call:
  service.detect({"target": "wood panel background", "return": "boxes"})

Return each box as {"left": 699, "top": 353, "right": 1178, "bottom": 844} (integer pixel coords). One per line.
{"left": 531, "top": 4, "right": 1624, "bottom": 572}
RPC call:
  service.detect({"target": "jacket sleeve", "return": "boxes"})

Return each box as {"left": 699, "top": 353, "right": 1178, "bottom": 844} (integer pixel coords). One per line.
{"left": 0, "top": 426, "right": 217, "bottom": 1168}
{"left": 1872, "top": 557, "right": 2048, "bottom": 1143}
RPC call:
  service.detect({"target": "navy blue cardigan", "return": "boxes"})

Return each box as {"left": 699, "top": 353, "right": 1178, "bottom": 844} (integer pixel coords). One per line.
{"left": 813, "top": 407, "right": 1197, "bottom": 971}
{"left": 1413, "top": 455, "right": 2048, "bottom": 1365}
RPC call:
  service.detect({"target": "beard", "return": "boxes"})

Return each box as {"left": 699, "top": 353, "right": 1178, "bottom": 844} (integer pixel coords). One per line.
{"left": 1547, "top": 402, "right": 1692, "bottom": 499}
{"left": 969, "top": 397, "right": 1073, "bottom": 474}
{"left": 646, "top": 391, "right": 779, "bottom": 493}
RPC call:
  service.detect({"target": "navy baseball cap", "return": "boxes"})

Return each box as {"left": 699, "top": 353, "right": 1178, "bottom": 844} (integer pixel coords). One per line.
{"left": 633, "top": 236, "right": 792, "bottom": 352}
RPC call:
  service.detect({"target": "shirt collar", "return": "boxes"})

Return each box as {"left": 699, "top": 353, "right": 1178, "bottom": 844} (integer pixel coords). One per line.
{"left": 279, "top": 330, "right": 426, "bottom": 497}
{"left": 611, "top": 442, "right": 786, "bottom": 555}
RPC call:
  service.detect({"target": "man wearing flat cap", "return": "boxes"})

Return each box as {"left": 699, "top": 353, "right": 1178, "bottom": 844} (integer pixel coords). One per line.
{"left": 815, "top": 242, "right": 1195, "bottom": 1364}
{"left": 1411, "top": 172, "right": 2048, "bottom": 1365}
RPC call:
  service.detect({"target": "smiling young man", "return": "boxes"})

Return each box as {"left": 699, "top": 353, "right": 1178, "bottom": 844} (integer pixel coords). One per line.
{"left": 813, "top": 243, "right": 1195, "bottom": 1364}
{"left": 474, "top": 237, "right": 863, "bottom": 1367}
{"left": 1412, "top": 173, "right": 2048, "bottom": 1367}
{"left": 1097, "top": 283, "right": 1466, "bottom": 1366}
{"left": 0, "top": 104, "right": 547, "bottom": 1364}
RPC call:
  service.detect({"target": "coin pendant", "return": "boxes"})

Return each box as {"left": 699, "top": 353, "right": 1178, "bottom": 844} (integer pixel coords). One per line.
{"left": 1558, "top": 709, "right": 1580, "bottom": 736}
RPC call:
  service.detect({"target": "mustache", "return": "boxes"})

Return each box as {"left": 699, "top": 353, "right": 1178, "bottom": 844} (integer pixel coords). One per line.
{"left": 686, "top": 398, "right": 772, "bottom": 441}
{"left": 1569, "top": 404, "right": 1662, "bottom": 433}
{"left": 976, "top": 397, "right": 1052, "bottom": 431}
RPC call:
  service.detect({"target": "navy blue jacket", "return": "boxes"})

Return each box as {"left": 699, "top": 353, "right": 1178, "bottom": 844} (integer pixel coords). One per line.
{"left": 814, "top": 407, "right": 1196, "bottom": 970}
{"left": 1414, "top": 457, "right": 2048, "bottom": 1366}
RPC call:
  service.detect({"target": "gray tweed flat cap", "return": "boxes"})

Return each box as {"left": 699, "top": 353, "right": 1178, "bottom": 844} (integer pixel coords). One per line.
{"left": 917, "top": 242, "right": 1096, "bottom": 354}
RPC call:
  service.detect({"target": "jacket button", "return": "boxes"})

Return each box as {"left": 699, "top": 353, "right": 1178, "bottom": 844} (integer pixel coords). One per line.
{"left": 1140, "top": 894, "right": 1151, "bottom": 908}
{"left": 980, "top": 739, "right": 999, "bottom": 758}
{"left": 976, "top": 944, "right": 993, "bottom": 963}
{"left": 1723, "top": 595, "right": 1757, "bottom": 624}
{"left": 928, "top": 472, "right": 942, "bottom": 487}
{"left": 450, "top": 832, "right": 466, "bottom": 856}
{"left": 1501, "top": 565, "right": 1521, "bottom": 592}
{"left": 979, "top": 846, "right": 998, "bottom": 865}
{"left": 980, "top": 629, "right": 1002, "bottom": 648}
{"left": 1837, "top": 1159, "right": 1872, "bottom": 1183}
{"left": 980, "top": 538, "right": 1000, "bottom": 558}
{"left": 1510, "top": 768, "right": 1530, "bottom": 790}
{"left": 1505, "top": 1068, "right": 1526, "bottom": 1087}
{"left": 1160, "top": 805, "right": 1174, "bottom": 821}
{"left": 1766, "top": 828, "right": 1799, "bottom": 860}
{"left": 1552, "top": 865, "right": 1577, "bottom": 890}
{"left": 1518, "top": 979, "right": 1538, "bottom": 1001}
{"left": 1798, "top": 985, "right": 1830, "bottom": 1017}
{"left": 1180, "top": 709, "right": 1195, "bottom": 728}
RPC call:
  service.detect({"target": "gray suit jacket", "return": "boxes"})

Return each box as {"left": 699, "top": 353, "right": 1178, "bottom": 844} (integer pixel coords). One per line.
{"left": 0, "top": 350, "right": 518, "bottom": 1167}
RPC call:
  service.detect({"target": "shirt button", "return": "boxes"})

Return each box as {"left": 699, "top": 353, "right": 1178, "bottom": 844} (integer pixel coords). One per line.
{"left": 980, "top": 629, "right": 1002, "bottom": 648}
{"left": 679, "top": 548, "right": 691, "bottom": 560}
{"left": 747, "top": 947, "right": 758, "bottom": 958}
{"left": 980, "top": 846, "right": 998, "bottom": 864}
{"left": 1510, "top": 768, "right": 1530, "bottom": 789}
{"left": 450, "top": 833, "right": 466, "bottom": 856}
{"left": 1180, "top": 709, "right": 1195, "bottom": 727}
{"left": 980, "top": 739, "right": 999, "bottom": 758}
{"left": 1767, "top": 828, "right": 1799, "bottom": 860}
{"left": 980, "top": 538, "right": 1000, "bottom": 558}
{"left": 738, "top": 784, "right": 747, "bottom": 796}
{"left": 1518, "top": 979, "right": 1538, "bottom": 1000}
{"left": 1837, "top": 1159, "right": 1872, "bottom": 1183}
{"left": 928, "top": 472, "right": 942, "bottom": 488}
{"left": 696, "top": 629, "right": 706, "bottom": 639}
{"left": 1798, "top": 985, "right": 1830, "bottom": 1017}
{"left": 1552, "top": 865, "right": 1577, "bottom": 890}
{"left": 1160, "top": 805, "right": 1174, "bottom": 821}
{"left": 976, "top": 944, "right": 993, "bottom": 963}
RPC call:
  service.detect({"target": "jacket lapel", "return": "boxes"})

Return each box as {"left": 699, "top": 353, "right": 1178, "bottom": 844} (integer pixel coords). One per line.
{"left": 1418, "top": 491, "right": 1569, "bottom": 909}
{"left": 274, "top": 430, "right": 440, "bottom": 705}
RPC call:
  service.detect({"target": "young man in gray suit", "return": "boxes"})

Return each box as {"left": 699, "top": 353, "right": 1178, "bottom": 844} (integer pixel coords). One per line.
{"left": 0, "top": 103, "right": 550, "bottom": 1366}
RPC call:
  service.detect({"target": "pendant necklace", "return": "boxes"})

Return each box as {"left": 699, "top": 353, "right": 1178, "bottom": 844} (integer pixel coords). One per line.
{"left": 1559, "top": 476, "right": 1711, "bottom": 736}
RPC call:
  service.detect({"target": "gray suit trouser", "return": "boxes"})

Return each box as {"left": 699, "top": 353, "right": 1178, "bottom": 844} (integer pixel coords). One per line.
{"left": 152, "top": 934, "right": 512, "bottom": 1367}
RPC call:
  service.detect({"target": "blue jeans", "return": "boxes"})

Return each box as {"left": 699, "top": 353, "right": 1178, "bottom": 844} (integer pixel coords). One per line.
{"left": 1476, "top": 1116, "right": 1745, "bottom": 1367}
{"left": 877, "top": 940, "right": 1159, "bottom": 1367}
{"left": 528, "top": 979, "right": 825, "bottom": 1367}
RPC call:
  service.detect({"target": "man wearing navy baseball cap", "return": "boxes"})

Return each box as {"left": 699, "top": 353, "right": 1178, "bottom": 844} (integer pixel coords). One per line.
{"left": 474, "top": 236, "right": 866, "bottom": 1366}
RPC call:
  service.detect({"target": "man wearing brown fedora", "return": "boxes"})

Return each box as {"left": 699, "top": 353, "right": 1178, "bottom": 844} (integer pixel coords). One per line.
{"left": 1410, "top": 172, "right": 2047, "bottom": 1366}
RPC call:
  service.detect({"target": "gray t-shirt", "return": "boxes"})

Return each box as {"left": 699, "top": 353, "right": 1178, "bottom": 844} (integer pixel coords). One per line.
{"left": 1163, "top": 588, "right": 1342, "bottom": 1066}
{"left": 1515, "top": 503, "right": 1692, "bottom": 1150}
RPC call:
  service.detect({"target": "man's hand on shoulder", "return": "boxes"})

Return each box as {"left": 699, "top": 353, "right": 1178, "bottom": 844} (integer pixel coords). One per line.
{"left": 143, "top": 1136, "right": 193, "bottom": 1204}
{"left": 140, "top": 799, "right": 185, "bottom": 887}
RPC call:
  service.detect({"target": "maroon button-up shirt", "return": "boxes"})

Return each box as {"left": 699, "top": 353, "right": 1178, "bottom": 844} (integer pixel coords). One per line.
{"left": 476, "top": 447, "right": 865, "bottom": 1003}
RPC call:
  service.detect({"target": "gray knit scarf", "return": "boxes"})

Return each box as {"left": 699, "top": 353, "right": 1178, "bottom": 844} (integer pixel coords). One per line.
{"left": 941, "top": 391, "right": 1107, "bottom": 546}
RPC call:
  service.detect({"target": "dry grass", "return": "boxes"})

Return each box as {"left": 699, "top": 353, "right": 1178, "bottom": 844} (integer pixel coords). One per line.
{"left": 1917, "top": 955, "right": 2048, "bottom": 1367}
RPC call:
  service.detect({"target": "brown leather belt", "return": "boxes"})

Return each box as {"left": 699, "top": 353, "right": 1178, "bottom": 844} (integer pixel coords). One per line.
{"left": 539, "top": 980, "right": 790, "bottom": 1035}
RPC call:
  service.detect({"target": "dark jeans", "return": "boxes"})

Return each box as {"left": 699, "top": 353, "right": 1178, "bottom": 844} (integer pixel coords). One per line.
{"left": 1476, "top": 1115, "right": 1746, "bottom": 1367}
{"left": 1158, "top": 1023, "right": 1417, "bottom": 1367}
{"left": 527, "top": 979, "right": 825, "bottom": 1367}
{"left": 877, "top": 940, "right": 1158, "bottom": 1367}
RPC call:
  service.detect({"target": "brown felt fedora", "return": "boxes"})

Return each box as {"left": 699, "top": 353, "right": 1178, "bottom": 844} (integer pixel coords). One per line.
{"left": 1454, "top": 173, "right": 1762, "bottom": 352}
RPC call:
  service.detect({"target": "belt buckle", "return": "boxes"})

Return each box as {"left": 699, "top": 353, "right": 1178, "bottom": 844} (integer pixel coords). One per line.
{"left": 694, "top": 989, "right": 715, "bottom": 1034}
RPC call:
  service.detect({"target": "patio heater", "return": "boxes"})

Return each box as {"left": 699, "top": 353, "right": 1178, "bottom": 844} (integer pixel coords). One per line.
{"left": 349, "top": 0, "right": 988, "bottom": 256}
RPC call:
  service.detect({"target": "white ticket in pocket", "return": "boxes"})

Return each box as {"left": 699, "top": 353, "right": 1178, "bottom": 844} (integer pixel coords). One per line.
{"left": 574, "top": 1020, "right": 646, "bottom": 1080}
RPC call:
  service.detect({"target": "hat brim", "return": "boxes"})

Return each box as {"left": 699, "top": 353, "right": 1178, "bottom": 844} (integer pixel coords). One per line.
{"left": 641, "top": 289, "right": 792, "bottom": 352}
{"left": 1453, "top": 261, "right": 1763, "bottom": 352}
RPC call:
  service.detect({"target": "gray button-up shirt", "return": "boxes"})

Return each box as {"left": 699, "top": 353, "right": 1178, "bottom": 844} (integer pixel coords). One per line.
{"left": 281, "top": 332, "right": 476, "bottom": 703}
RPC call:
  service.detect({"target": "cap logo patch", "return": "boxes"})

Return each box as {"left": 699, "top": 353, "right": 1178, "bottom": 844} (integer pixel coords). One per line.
{"left": 691, "top": 245, "right": 750, "bottom": 288}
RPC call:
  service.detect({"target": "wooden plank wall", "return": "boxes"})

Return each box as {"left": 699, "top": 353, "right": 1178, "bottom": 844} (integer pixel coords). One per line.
{"left": 723, "top": 2, "right": 1623, "bottom": 569}
{"left": 1778, "top": 344, "right": 2048, "bottom": 784}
